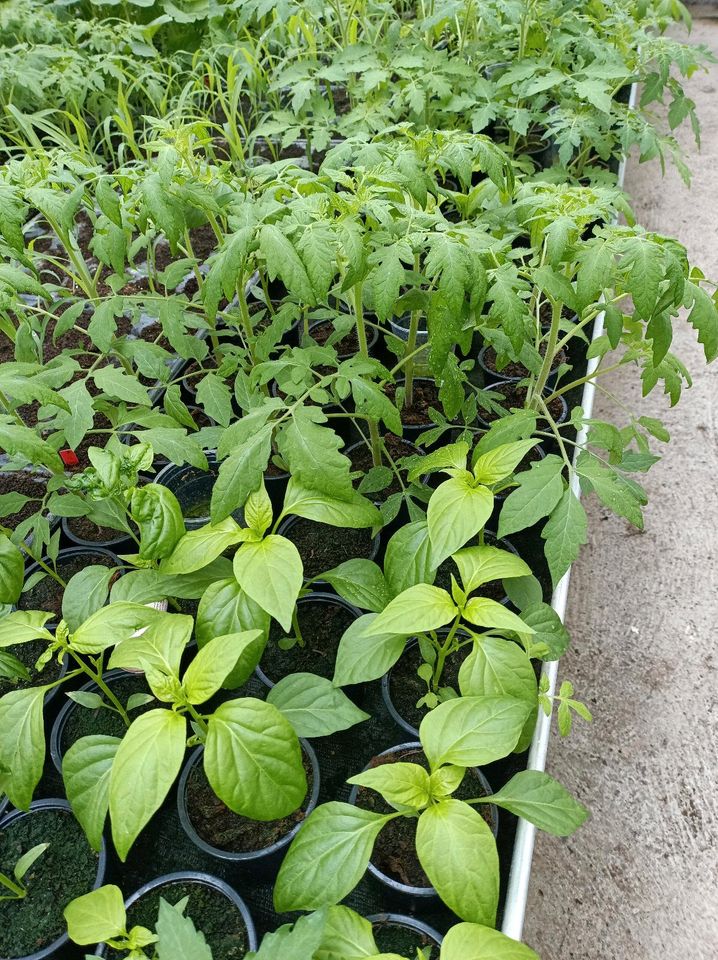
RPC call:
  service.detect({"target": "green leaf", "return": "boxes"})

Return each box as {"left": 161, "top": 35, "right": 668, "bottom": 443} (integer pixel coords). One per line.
{"left": 428, "top": 476, "right": 493, "bottom": 565}
{"left": 541, "top": 489, "right": 588, "bottom": 586}
{"left": 92, "top": 366, "right": 151, "bottom": 405}
{"left": 132, "top": 429, "right": 207, "bottom": 469}
{"left": 0, "top": 534, "right": 23, "bottom": 605}
{"left": 320, "top": 560, "right": 389, "bottom": 613}
{"left": 196, "top": 372, "right": 233, "bottom": 428}
{"left": 109, "top": 613, "right": 192, "bottom": 676}
{"left": 371, "top": 245, "right": 405, "bottom": 321}
{"left": 195, "top": 580, "right": 270, "bottom": 685}
{"left": 205, "top": 697, "right": 306, "bottom": 818}
{"left": 274, "top": 802, "right": 391, "bottom": 911}
{"left": 473, "top": 412, "right": 537, "bottom": 457}
{"left": 514, "top": 602, "right": 570, "bottom": 660}
{"left": 576, "top": 453, "right": 645, "bottom": 528}
{"left": 57, "top": 381, "right": 95, "bottom": 451}
{"left": 110, "top": 708, "right": 187, "bottom": 861}
{"left": 233, "top": 534, "right": 303, "bottom": 631}
{"left": 406, "top": 441, "right": 469, "bottom": 482}
{"left": 497, "top": 456, "right": 565, "bottom": 539}
{"left": 0, "top": 611, "right": 54, "bottom": 648}
{"left": 63, "top": 735, "right": 121, "bottom": 852}
{"left": 0, "top": 423, "right": 62, "bottom": 472}
{"left": 132, "top": 485, "right": 185, "bottom": 561}
{"left": 280, "top": 411, "right": 353, "bottom": 501}
{"left": 244, "top": 483, "right": 273, "bottom": 538}
{"left": 315, "top": 906, "right": 378, "bottom": 960}
{"left": 70, "top": 602, "right": 165, "bottom": 655}
{"left": 211, "top": 426, "right": 273, "bottom": 523}
{"left": 452, "top": 545, "right": 530, "bottom": 595}
{"left": 348, "top": 762, "right": 430, "bottom": 811}
{"left": 365, "top": 583, "right": 457, "bottom": 636}
{"left": 333, "top": 613, "right": 406, "bottom": 686}
{"left": 64, "top": 884, "right": 126, "bottom": 946}
{"left": 476, "top": 770, "right": 588, "bottom": 836}
{"left": 420, "top": 696, "right": 531, "bottom": 768}
{"left": 156, "top": 898, "right": 212, "bottom": 960}
{"left": 623, "top": 239, "right": 663, "bottom": 321}
{"left": 248, "top": 908, "right": 330, "bottom": 960}
{"left": 459, "top": 637, "right": 537, "bottom": 705}
{"left": 284, "top": 479, "right": 381, "bottom": 529}
{"left": 268, "top": 673, "right": 369, "bottom": 738}
{"left": 684, "top": 280, "right": 718, "bottom": 362}
{"left": 384, "top": 521, "right": 434, "bottom": 597}
{"left": 416, "top": 800, "right": 498, "bottom": 924}
{"left": 463, "top": 597, "right": 533, "bottom": 634}
{"left": 61, "top": 566, "right": 113, "bottom": 633}
{"left": 183, "top": 631, "right": 263, "bottom": 705}
{"left": 472, "top": 440, "right": 539, "bottom": 485}
{"left": 13, "top": 842, "right": 49, "bottom": 883}
{"left": 440, "top": 922, "right": 539, "bottom": 960}
{"left": 161, "top": 518, "right": 248, "bottom": 575}
{"left": 260, "top": 225, "right": 314, "bottom": 303}
{"left": 0, "top": 686, "right": 48, "bottom": 809}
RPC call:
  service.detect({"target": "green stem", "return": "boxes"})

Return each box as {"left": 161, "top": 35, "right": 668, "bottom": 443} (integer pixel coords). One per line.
{"left": 68, "top": 651, "right": 131, "bottom": 727}
{"left": 17, "top": 543, "right": 66, "bottom": 587}
{"left": 352, "top": 283, "right": 383, "bottom": 467}
{"left": 0, "top": 389, "right": 25, "bottom": 426}
{"left": 530, "top": 300, "right": 562, "bottom": 408}
{"left": 291, "top": 607, "right": 305, "bottom": 648}
{"left": 432, "top": 615, "right": 462, "bottom": 691}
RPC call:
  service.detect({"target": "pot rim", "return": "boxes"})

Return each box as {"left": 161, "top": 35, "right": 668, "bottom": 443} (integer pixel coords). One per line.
{"left": 0, "top": 798, "right": 107, "bottom": 960}
{"left": 367, "top": 912, "right": 444, "bottom": 947}
{"left": 176, "top": 740, "right": 320, "bottom": 863}
{"left": 477, "top": 378, "right": 569, "bottom": 428}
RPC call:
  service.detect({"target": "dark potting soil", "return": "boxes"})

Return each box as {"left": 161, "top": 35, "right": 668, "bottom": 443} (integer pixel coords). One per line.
{"left": 0, "top": 471, "right": 47, "bottom": 528}
{"left": 482, "top": 382, "right": 566, "bottom": 424}
{"left": 349, "top": 434, "right": 417, "bottom": 500}
{"left": 65, "top": 513, "right": 128, "bottom": 544}
{"left": 0, "top": 808, "right": 99, "bottom": 959}
{"left": 0, "top": 640, "right": 64, "bottom": 699}
{"left": 185, "top": 749, "right": 314, "bottom": 853}
{"left": 433, "top": 532, "right": 511, "bottom": 602}
{"left": 59, "top": 673, "right": 154, "bottom": 757}
{"left": 189, "top": 223, "right": 219, "bottom": 263}
{"left": 309, "top": 320, "right": 360, "bottom": 357}
{"left": 483, "top": 344, "right": 568, "bottom": 380}
{"left": 388, "top": 641, "right": 471, "bottom": 732}
{"left": 18, "top": 552, "right": 118, "bottom": 620}
{"left": 539, "top": 301, "right": 575, "bottom": 327}
{"left": 263, "top": 598, "right": 356, "bottom": 683}
{"left": 385, "top": 380, "right": 443, "bottom": 427}
{"left": 106, "top": 881, "right": 249, "bottom": 960}
{"left": 283, "top": 518, "right": 375, "bottom": 579}
{"left": 356, "top": 749, "right": 493, "bottom": 888}
{"left": 373, "top": 918, "right": 439, "bottom": 955}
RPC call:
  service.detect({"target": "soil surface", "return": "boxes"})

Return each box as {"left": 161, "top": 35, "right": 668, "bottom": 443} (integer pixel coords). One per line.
{"left": 349, "top": 434, "right": 417, "bottom": 500}
{"left": 481, "top": 381, "right": 566, "bottom": 424}
{"left": 282, "top": 517, "right": 376, "bottom": 579}
{"left": 0, "top": 640, "right": 64, "bottom": 699}
{"left": 18, "top": 552, "right": 118, "bottom": 620}
{"left": 372, "top": 918, "right": 440, "bottom": 955}
{"left": 355, "top": 748, "right": 494, "bottom": 887}
{"left": 388, "top": 639, "right": 471, "bottom": 732}
{"left": 59, "top": 673, "right": 154, "bottom": 757}
{"left": 386, "top": 380, "right": 443, "bottom": 427}
{"left": 309, "top": 319, "right": 361, "bottom": 357}
{"left": 106, "top": 880, "right": 249, "bottom": 960}
{"left": 65, "top": 514, "right": 129, "bottom": 544}
{"left": 0, "top": 807, "right": 99, "bottom": 958}
{"left": 0, "top": 471, "right": 47, "bottom": 528}
{"left": 483, "top": 344, "right": 568, "bottom": 380}
{"left": 185, "top": 749, "right": 314, "bottom": 853}
{"left": 262, "top": 597, "right": 357, "bottom": 683}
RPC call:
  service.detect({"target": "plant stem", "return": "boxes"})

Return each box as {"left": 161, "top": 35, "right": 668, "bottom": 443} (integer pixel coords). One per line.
{"left": 352, "top": 283, "right": 383, "bottom": 467}
{"left": 291, "top": 607, "right": 305, "bottom": 648}
{"left": 530, "top": 299, "right": 562, "bottom": 408}
{"left": 68, "top": 652, "right": 131, "bottom": 727}
{"left": 432, "top": 615, "right": 461, "bottom": 691}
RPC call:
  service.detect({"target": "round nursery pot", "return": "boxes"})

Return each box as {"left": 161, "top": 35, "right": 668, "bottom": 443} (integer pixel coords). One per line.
{"left": 368, "top": 913, "right": 443, "bottom": 954}
{"left": 95, "top": 871, "right": 257, "bottom": 959}
{"left": 177, "top": 741, "right": 320, "bottom": 871}
{"left": 61, "top": 515, "right": 133, "bottom": 552}
{"left": 477, "top": 344, "right": 567, "bottom": 389}
{"left": 388, "top": 313, "right": 428, "bottom": 346}
{"left": 256, "top": 592, "right": 361, "bottom": 688}
{"left": 50, "top": 669, "right": 155, "bottom": 774}
{"left": 277, "top": 515, "right": 380, "bottom": 586}
{"left": 0, "top": 799, "right": 107, "bottom": 960}
{"left": 156, "top": 453, "right": 242, "bottom": 530}
{"left": 478, "top": 379, "right": 569, "bottom": 429}
{"left": 0, "top": 795, "right": 8, "bottom": 820}
{"left": 17, "top": 547, "right": 122, "bottom": 630}
{"left": 348, "top": 744, "right": 498, "bottom": 903}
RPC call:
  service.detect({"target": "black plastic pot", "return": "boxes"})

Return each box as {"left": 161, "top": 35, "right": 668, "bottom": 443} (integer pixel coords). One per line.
{"left": 155, "top": 453, "right": 242, "bottom": 530}
{"left": 0, "top": 799, "right": 107, "bottom": 960}
{"left": 60, "top": 515, "right": 133, "bottom": 552}
{"left": 276, "top": 514, "right": 381, "bottom": 587}
{"left": 477, "top": 344, "right": 563, "bottom": 389}
{"left": 19, "top": 547, "right": 122, "bottom": 631}
{"left": 177, "top": 741, "right": 320, "bottom": 872}
{"left": 477, "top": 378, "right": 569, "bottom": 429}
{"left": 93, "top": 871, "right": 257, "bottom": 958}
{"left": 50, "top": 668, "right": 151, "bottom": 774}
{"left": 0, "top": 643, "right": 69, "bottom": 725}
{"left": 348, "top": 743, "right": 498, "bottom": 905}
{"left": 0, "top": 795, "right": 8, "bottom": 821}
{"left": 368, "top": 913, "right": 443, "bottom": 953}
{"left": 255, "top": 591, "right": 361, "bottom": 689}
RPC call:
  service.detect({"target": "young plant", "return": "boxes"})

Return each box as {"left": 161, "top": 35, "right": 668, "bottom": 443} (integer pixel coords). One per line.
{"left": 65, "top": 884, "right": 212, "bottom": 960}
{"left": 274, "top": 695, "right": 587, "bottom": 922}
{"left": 0, "top": 842, "right": 48, "bottom": 901}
